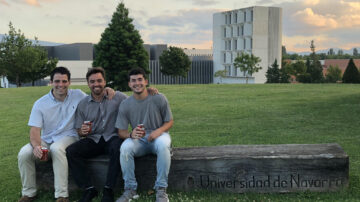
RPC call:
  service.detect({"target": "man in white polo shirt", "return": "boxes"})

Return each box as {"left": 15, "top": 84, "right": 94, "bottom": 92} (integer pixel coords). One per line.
{"left": 17, "top": 67, "right": 113, "bottom": 202}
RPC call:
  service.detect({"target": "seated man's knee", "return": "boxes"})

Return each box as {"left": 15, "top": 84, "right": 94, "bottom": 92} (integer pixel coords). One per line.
{"left": 50, "top": 143, "right": 66, "bottom": 156}
{"left": 120, "top": 140, "right": 134, "bottom": 157}
{"left": 154, "top": 137, "right": 171, "bottom": 154}
{"left": 18, "top": 144, "right": 33, "bottom": 161}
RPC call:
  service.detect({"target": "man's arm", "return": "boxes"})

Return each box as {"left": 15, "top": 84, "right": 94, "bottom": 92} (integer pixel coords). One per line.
{"left": 118, "top": 129, "right": 131, "bottom": 139}
{"left": 147, "top": 119, "right": 174, "bottom": 142}
{"left": 29, "top": 126, "right": 43, "bottom": 159}
{"left": 118, "top": 127, "right": 147, "bottom": 140}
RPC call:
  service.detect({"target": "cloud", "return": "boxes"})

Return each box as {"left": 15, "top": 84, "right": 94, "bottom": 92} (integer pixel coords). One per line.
{"left": 23, "top": 0, "right": 57, "bottom": 6}
{"left": 270, "top": 0, "right": 360, "bottom": 51}
{"left": 190, "top": 0, "right": 219, "bottom": 6}
{"left": 83, "top": 15, "right": 111, "bottom": 27}
{"left": 293, "top": 8, "right": 338, "bottom": 29}
{"left": 147, "top": 8, "right": 220, "bottom": 30}
{"left": 304, "top": 0, "right": 320, "bottom": 6}
{"left": 148, "top": 30, "right": 212, "bottom": 45}
{"left": 0, "top": 0, "right": 9, "bottom": 6}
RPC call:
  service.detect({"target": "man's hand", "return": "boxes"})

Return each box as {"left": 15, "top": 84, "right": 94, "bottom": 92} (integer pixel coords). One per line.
{"left": 131, "top": 126, "right": 146, "bottom": 139}
{"left": 33, "top": 145, "right": 43, "bottom": 159}
{"left": 147, "top": 87, "right": 159, "bottom": 95}
{"left": 78, "top": 124, "right": 91, "bottom": 137}
{"left": 104, "top": 87, "right": 115, "bottom": 99}
{"left": 147, "top": 129, "right": 162, "bottom": 142}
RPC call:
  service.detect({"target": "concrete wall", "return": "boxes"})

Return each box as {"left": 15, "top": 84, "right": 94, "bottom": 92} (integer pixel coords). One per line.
{"left": 213, "top": 6, "right": 282, "bottom": 84}
{"left": 43, "top": 60, "right": 93, "bottom": 85}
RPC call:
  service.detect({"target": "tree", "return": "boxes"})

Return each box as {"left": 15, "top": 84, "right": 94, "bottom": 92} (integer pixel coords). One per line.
{"left": 159, "top": 46, "right": 191, "bottom": 83}
{"left": 337, "top": 49, "right": 344, "bottom": 56}
{"left": 282, "top": 45, "right": 287, "bottom": 56}
{"left": 325, "top": 65, "right": 342, "bottom": 83}
{"left": 279, "top": 65, "right": 291, "bottom": 83}
{"left": 214, "top": 69, "right": 228, "bottom": 83}
{"left": 0, "top": 22, "right": 57, "bottom": 87}
{"left": 93, "top": 2, "right": 149, "bottom": 91}
{"left": 21, "top": 46, "right": 58, "bottom": 86}
{"left": 233, "top": 52, "right": 261, "bottom": 84}
{"left": 342, "top": 58, "right": 360, "bottom": 83}
{"left": 353, "top": 48, "right": 358, "bottom": 56}
{"left": 266, "top": 59, "right": 280, "bottom": 83}
{"left": 328, "top": 48, "right": 335, "bottom": 56}
{"left": 305, "top": 40, "right": 324, "bottom": 83}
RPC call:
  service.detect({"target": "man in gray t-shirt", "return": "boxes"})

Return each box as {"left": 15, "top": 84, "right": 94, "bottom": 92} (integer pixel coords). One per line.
{"left": 115, "top": 68, "right": 173, "bottom": 202}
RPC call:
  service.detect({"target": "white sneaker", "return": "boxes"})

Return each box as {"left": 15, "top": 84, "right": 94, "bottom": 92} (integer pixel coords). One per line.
{"left": 115, "top": 189, "right": 139, "bottom": 202}
{"left": 156, "top": 188, "right": 169, "bottom": 202}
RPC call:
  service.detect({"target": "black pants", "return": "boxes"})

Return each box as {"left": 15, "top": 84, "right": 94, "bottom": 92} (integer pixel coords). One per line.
{"left": 66, "top": 136, "right": 123, "bottom": 189}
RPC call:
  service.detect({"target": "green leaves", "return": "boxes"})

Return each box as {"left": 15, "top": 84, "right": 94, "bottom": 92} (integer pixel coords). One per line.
{"left": 0, "top": 22, "right": 57, "bottom": 87}
{"left": 93, "top": 2, "right": 149, "bottom": 91}
{"left": 233, "top": 52, "right": 261, "bottom": 83}
{"left": 159, "top": 46, "right": 192, "bottom": 81}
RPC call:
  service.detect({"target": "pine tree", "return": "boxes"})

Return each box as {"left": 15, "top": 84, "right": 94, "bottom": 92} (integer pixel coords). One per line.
{"left": 342, "top": 59, "right": 360, "bottom": 83}
{"left": 265, "top": 59, "right": 280, "bottom": 83}
{"left": 93, "top": 2, "right": 149, "bottom": 90}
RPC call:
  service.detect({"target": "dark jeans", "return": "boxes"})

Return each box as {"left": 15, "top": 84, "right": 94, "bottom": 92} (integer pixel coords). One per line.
{"left": 66, "top": 136, "right": 123, "bottom": 189}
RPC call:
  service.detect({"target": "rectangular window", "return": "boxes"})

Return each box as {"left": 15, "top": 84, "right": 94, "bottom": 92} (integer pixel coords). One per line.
{"left": 226, "top": 66, "right": 231, "bottom": 76}
{"left": 251, "top": 10, "right": 253, "bottom": 21}
{"left": 250, "top": 38, "right": 253, "bottom": 49}
{"left": 225, "top": 14, "right": 227, "bottom": 24}
{"left": 230, "top": 53, "right": 233, "bottom": 62}
{"left": 229, "top": 13, "right": 232, "bottom": 24}
{"left": 235, "top": 13, "right": 238, "bottom": 23}
{"left": 223, "top": 53, "right": 226, "bottom": 63}
{"left": 231, "top": 27, "right": 233, "bottom": 37}
{"left": 224, "top": 28, "right": 226, "bottom": 37}
{"left": 234, "top": 40, "right": 237, "bottom": 50}
{"left": 237, "top": 26, "right": 240, "bottom": 36}
{"left": 243, "top": 38, "right": 246, "bottom": 49}
{"left": 244, "top": 11, "right": 246, "bottom": 21}
{"left": 234, "top": 66, "right": 238, "bottom": 76}
{"left": 228, "top": 40, "right": 231, "bottom": 50}
{"left": 241, "top": 25, "right": 244, "bottom": 36}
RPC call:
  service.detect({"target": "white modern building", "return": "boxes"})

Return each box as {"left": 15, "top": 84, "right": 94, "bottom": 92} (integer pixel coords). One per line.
{"left": 213, "top": 6, "right": 282, "bottom": 84}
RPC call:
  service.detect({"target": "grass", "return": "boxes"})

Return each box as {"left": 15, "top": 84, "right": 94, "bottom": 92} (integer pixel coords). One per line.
{"left": 0, "top": 84, "right": 360, "bottom": 201}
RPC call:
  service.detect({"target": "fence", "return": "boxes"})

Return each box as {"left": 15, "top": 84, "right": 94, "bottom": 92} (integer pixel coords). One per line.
{"left": 148, "top": 60, "right": 213, "bottom": 84}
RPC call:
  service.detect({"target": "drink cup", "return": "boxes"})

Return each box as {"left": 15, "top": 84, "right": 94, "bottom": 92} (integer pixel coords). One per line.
{"left": 41, "top": 147, "right": 48, "bottom": 161}
{"left": 84, "top": 121, "right": 92, "bottom": 133}
{"left": 137, "top": 124, "right": 145, "bottom": 136}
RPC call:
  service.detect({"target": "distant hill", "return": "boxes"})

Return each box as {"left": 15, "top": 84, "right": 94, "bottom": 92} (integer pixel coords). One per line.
{"left": 0, "top": 34, "right": 64, "bottom": 46}
{"left": 287, "top": 48, "right": 359, "bottom": 56}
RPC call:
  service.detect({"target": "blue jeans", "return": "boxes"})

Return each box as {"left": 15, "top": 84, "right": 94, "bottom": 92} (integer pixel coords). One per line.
{"left": 120, "top": 132, "right": 171, "bottom": 190}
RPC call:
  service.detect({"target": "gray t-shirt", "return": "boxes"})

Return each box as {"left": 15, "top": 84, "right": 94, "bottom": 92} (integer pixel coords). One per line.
{"left": 75, "top": 91, "right": 128, "bottom": 143}
{"left": 115, "top": 93, "right": 172, "bottom": 133}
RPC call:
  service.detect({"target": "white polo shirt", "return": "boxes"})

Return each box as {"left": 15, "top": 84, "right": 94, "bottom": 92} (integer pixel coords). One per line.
{"left": 28, "top": 89, "right": 86, "bottom": 143}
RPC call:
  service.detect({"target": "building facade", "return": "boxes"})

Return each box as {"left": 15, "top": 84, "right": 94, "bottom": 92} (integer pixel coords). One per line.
{"left": 213, "top": 6, "right": 282, "bottom": 84}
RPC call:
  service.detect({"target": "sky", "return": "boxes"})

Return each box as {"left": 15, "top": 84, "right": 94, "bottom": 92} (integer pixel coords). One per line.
{"left": 0, "top": 0, "right": 359, "bottom": 52}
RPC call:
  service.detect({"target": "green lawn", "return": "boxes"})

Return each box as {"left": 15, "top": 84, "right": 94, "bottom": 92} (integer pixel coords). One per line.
{"left": 1, "top": 84, "right": 359, "bottom": 201}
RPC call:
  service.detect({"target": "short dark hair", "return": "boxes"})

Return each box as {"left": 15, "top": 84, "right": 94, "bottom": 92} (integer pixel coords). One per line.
{"left": 86, "top": 67, "right": 106, "bottom": 81}
{"left": 128, "top": 68, "right": 147, "bottom": 81}
{"left": 50, "top": 67, "right": 71, "bottom": 81}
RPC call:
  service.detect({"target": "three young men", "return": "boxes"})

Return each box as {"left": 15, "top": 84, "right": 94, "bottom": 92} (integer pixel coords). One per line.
{"left": 18, "top": 67, "right": 173, "bottom": 202}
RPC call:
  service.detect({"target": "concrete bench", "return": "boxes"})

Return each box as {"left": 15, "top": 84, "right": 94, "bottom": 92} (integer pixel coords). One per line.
{"left": 36, "top": 143, "right": 348, "bottom": 193}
